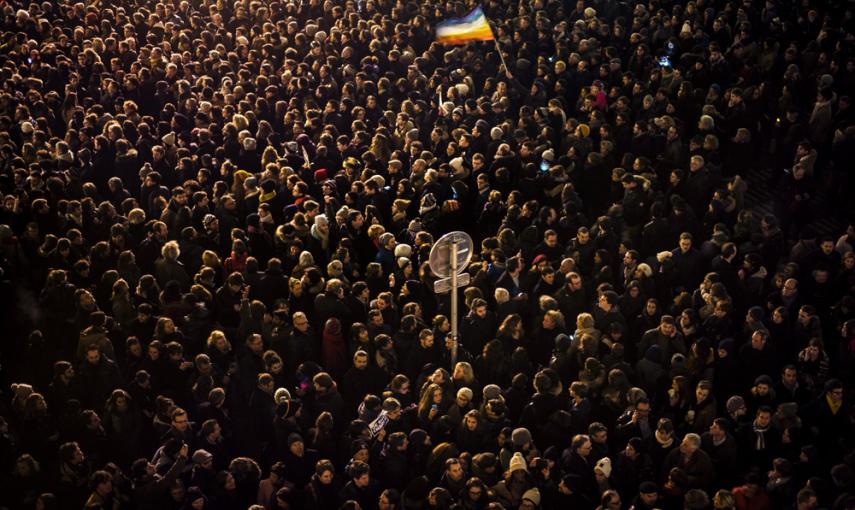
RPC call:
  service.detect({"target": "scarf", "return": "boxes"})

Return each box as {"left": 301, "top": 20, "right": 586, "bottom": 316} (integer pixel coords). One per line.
{"left": 753, "top": 422, "right": 769, "bottom": 450}
{"left": 655, "top": 430, "right": 673, "bottom": 448}
{"left": 827, "top": 394, "right": 842, "bottom": 415}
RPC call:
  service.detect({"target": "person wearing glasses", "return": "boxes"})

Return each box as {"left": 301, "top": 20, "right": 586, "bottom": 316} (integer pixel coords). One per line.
{"left": 462, "top": 477, "right": 490, "bottom": 509}
{"left": 560, "top": 434, "right": 597, "bottom": 502}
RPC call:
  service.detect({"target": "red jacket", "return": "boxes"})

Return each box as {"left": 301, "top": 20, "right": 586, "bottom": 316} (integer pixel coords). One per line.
{"left": 733, "top": 486, "right": 771, "bottom": 510}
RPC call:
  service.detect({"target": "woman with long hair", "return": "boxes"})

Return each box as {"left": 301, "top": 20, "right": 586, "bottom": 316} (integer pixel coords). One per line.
{"left": 456, "top": 409, "right": 488, "bottom": 454}
{"left": 496, "top": 314, "right": 525, "bottom": 352}
{"left": 308, "top": 412, "right": 337, "bottom": 461}
{"left": 417, "top": 383, "right": 448, "bottom": 429}
{"left": 103, "top": 388, "right": 141, "bottom": 466}
{"left": 205, "top": 330, "right": 234, "bottom": 374}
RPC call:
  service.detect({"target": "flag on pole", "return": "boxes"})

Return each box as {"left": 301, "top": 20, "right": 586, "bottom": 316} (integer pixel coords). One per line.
{"left": 436, "top": 7, "right": 495, "bottom": 45}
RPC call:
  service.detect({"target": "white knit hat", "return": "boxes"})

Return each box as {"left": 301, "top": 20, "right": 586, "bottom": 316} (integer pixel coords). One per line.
{"left": 595, "top": 457, "right": 612, "bottom": 478}
{"left": 509, "top": 452, "right": 527, "bottom": 473}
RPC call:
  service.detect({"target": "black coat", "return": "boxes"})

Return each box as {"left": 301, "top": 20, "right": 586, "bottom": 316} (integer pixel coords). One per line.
{"left": 461, "top": 311, "right": 497, "bottom": 354}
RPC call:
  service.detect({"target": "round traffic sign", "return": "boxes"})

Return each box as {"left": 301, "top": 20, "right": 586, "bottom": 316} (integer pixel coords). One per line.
{"left": 428, "top": 231, "right": 473, "bottom": 278}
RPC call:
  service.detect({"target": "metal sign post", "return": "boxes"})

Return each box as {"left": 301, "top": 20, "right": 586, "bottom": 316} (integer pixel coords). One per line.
{"left": 429, "top": 231, "right": 474, "bottom": 351}
{"left": 450, "top": 240, "right": 458, "bottom": 342}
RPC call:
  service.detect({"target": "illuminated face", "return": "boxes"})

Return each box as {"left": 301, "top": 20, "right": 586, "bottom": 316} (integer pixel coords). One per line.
{"left": 751, "top": 332, "right": 766, "bottom": 350}
{"left": 783, "top": 368, "right": 797, "bottom": 386}
{"left": 448, "top": 462, "right": 464, "bottom": 481}
{"left": 320, "top": 470, "right": 333, "bottom": 484}
{"left": 466, "top": 416, "right": 478, "bottom": 431}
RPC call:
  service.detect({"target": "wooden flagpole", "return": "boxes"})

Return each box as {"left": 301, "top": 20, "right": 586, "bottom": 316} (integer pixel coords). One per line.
{"left": 487, "top": 18, "right": 510, "bottom": 75}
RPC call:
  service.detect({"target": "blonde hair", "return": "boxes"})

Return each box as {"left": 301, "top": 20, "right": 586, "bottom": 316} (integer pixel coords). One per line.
{"left": 577, "top": 312, "right": 595, "bottom": 330}
{"left": 202, "top": 250, "right": 221, "bottom": 268}
{"left": 206, "top": 330, "right": 231, "bottom": 350}
{"left": 367, "top": 224, "right": 386, "bottom": 239}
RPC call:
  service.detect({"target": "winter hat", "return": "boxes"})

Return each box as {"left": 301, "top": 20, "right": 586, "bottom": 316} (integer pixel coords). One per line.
{"left": 595, "top": 457, "right": 612, "bottom": 478}
{"left": 754, "top": 375, "right": 773, "bottom": 387}
{"left": 726, "top": 395, "right": 746, "bottom": 415}
{"left": 449, "top": 157, "right": 466, "bottom": 175}
{"left": 476, "top": 452, "right": 497, "bottom": 469}
{"left": 522, "top": 488, "right": 541, "bottom": 506}
{"left": 456, "top": 387, "right": 474, "bottom": 401}
{"left": 274, "top": 388, "right": 291, "bottom": 404}
{"left": 287, "top": 433, "right": 303, "bottom": 447}
{"left": 191, "top": 449, "right": 213, "bottom": 464}
{"left": 509, "top": 452, "right": 527, "bottom": 473}
{"left": 542, "top": 149, "right": 555, "bottom": 162}
{"left": 394, "top": 244, "right": 412, "bottom": 258}
{"left": 483, "top": 384, "right": 502, "bottom": 401}
{"left": 511, "top": 428, "right": 532, "bottom": 449}
{"left": 379, "top": 232, "right": 395, "bottom": 248}
{"left": 323, "top": 314, "right": 344, "bottom": 336}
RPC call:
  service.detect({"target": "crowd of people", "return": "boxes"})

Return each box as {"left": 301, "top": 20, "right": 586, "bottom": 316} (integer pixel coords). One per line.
{"left": 1, "top": 0, "right": 855, "bottom": 509}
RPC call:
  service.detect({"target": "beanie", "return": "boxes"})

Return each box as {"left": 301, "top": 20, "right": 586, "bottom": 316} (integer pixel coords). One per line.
{"left": 274, "top": 388, "right": 291, "bottom": 404}
{"left": 191, "top": 449, "right": 213, "bottom": 464}
{"left": 509, "top": 452, "right": 527, "bottom": 473}
{"left": 456, "top": 387, "right": 474, "bottom": 401}
{"left": 595, "top": 457, "right": 612, "bottom": 478}
{"left": 483, "top": 384, "right": 502, "bottom": 401}
{"left": 511, "top": 428, "right": 532, "bottom": 449}
{"left": 726, "top": 395, "right": 746, "bottom": 415}
{"left": 522, "top": 488, "right": 541, "bottom": 506}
